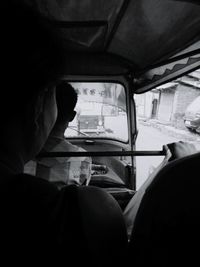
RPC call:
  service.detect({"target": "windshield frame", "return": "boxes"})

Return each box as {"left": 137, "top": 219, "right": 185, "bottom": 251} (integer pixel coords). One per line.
{"left": 59, "top": 75, "right": 134, "bottom": 145}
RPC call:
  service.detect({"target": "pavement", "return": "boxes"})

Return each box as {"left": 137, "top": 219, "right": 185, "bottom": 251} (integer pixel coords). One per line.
{"left": 138, "top": 118, "right": 200, "bottom": 144}
{"left": 136, "top": 118, "right": 200, "bottom": 188}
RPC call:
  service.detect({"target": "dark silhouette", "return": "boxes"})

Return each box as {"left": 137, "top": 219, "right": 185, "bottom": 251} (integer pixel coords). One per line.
{"left": 0, "top": 1, "right": 127, "bottom": 265}
{"left": 35, "top": 82, "right": 92, "bottom": 186}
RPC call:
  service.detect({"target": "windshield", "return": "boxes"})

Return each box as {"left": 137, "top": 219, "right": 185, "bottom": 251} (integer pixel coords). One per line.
{"left": 64, "top": 82, "right": 128, "bottom": 142}
{"left": 186, "top": 96, "right": 200, "bottom": 113}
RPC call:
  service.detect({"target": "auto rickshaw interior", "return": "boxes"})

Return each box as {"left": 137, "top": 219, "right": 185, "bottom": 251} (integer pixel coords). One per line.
{"left": 2, "top": 2, "right": 200, "bottom": 266}
{"left": 23, "top": 1, "right": 200, "bottom": 211}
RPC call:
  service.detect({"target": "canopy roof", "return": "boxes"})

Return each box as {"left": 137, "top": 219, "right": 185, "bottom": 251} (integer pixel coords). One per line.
{"left": 26, "top": 0, "right": 200, "bottom": 92}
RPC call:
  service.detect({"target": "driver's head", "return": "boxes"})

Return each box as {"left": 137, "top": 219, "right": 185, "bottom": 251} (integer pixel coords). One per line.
{"left": 55, "top": 82, "right": 78, "bottom": 127}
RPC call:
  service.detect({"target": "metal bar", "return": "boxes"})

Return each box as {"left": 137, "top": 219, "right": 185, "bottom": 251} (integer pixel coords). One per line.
{"left": 105, "top": 0, "right": 131, "bottom": 49}
{"left": 37, "top": 150, "right": 166, "bottom": 158}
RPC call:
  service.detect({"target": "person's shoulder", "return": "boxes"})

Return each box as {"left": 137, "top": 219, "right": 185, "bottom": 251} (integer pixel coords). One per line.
{"left": 0, "top": 173, "right": 59, "bottom": 221}
{"left": 43, "top": 136, "right": 63, "bottom": 151}
{"left": 6, "top": 173, "right": 59, "bottom": 198}
{"left": 61, "top": 139, "right": 81, "bottom": 152}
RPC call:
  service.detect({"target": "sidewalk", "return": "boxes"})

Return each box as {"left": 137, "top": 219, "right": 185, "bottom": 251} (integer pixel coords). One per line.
{"left": 139, "top": 118, "right": 200, "bottom": 143}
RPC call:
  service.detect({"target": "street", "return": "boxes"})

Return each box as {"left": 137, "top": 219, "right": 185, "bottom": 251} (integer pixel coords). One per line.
{"left": 135, "top": 122, "right": 199, "bottom": 189}
{"left": 67, "top": 113, "right": 200, "bottom": 189}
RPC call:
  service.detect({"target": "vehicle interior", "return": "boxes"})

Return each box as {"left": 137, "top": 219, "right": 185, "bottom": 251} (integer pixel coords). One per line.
{"left": 23, "top": 0, "right": 200, "bottom": 263}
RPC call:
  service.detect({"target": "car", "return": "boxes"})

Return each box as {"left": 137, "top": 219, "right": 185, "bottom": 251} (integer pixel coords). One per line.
{"left": 184, "top": 96, "right": 200, "bottom": 133}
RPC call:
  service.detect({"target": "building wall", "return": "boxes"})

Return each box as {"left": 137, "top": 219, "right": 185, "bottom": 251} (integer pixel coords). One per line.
{"left": 135, "top": 91, "right": 159, "bottom": 119}
{"left": 157, "top": 88, "right": 175, "bottom": 122}
{"left": 135, "top": 92, "right": 153, "bottom": 118}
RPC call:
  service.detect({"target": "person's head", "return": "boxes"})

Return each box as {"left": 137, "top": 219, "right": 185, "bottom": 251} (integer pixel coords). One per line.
{"left": 1, "top": 1, "right": 65, "bottom": 163}
{"left": 55, "top": 82, "right": 78, "bottom": 128}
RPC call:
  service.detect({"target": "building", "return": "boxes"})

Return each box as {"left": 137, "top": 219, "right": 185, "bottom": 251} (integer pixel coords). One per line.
{"left": 135, "top": 69, "right": 200, "bottom": 129}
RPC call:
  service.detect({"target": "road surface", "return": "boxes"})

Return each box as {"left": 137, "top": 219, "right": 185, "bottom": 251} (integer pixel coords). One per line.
{"left": 135, "top": 123, "right": 180, "bottom": 189}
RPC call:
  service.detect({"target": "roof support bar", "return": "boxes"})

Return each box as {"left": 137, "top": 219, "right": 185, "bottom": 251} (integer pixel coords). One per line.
{"left": 37, "top": 150, "right": 166, "bottom": 158}
{"left": 105, "top": 0, "right": 131, "bottom": 50}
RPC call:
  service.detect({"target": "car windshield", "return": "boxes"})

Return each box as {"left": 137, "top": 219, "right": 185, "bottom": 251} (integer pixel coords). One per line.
{"left": 186, "top": 96, "right": 200, "bottom": 113}
{"left": 64, "top": 82, "right": 128, "bottom": 142}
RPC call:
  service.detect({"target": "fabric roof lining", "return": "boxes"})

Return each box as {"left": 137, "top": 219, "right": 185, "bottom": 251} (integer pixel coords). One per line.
{"left": 23, "top": 0, "right": 200, "bottom": 91}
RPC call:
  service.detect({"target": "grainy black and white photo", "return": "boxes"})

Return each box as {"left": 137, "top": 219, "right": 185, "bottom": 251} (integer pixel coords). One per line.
{"left": 1, "top": 1, "right": 200, "bottom": 266}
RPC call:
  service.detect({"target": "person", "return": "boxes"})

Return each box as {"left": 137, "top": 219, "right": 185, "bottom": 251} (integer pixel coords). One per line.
{"left": 124, "top": 141, "right": 199, "bottom": 239}
{"left": 35, "top": 82, "right": 92, "bottom": 187}
{"left": 0, "top": 1, "right": 128, "bottom": 265}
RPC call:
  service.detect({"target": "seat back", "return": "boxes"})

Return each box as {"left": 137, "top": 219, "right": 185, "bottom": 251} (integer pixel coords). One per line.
{"left": 75, "top": 185, "right": 128, "bottom": 265}
{"left": 0, "top": 172, "right": 128, "bottom": 266}
{"left": 129, "top": 152, "right": 200, "bottom": 266}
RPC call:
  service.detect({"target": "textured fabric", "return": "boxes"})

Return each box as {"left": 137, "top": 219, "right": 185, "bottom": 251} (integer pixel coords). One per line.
{"left": 0, "top": 172, "right": 128, "bottom": 265}
{"left": 22, "top": 0, "right": 200, "bottom": 88}
{"left": 124, "top": 145, "right": 172, "bottom": 238}
{"left": 124, "top": 142, "right": 199, "bottom": 238}
{"left": 25, "top": 136, "right": 92, "bottom": 185}
{"left": 129, "top": 152, "right": 200, "bottom": 266}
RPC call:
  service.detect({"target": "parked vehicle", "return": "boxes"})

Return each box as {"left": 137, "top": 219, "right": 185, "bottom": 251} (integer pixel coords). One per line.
{"left": 184, "top": 96, "right": 200, "bottom": 133}
{"left": 77, "top": 102, "right": 105, "bottom": 136}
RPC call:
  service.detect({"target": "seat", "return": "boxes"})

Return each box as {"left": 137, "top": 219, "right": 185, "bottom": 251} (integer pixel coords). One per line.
{"left": 128, "top": 152, "right": 200, "bottom": 266}
{"left": 0, "top": 172, "right": 128, "bottom": 266}
{"left": 70, "top": 185, "right": 129, "bottom": 265}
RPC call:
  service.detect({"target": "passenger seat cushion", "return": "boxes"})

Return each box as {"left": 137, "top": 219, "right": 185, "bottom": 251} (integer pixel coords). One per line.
{"left": 75, "top": 185, "right": 128, "bottom": 263}
{"left": 0, "top": 173, "right": 128, "bottom": 265}
{"left": 129, "top": 152, "right": 200, "bottom": 266}
{"left": 124, "top": 142, "right": 199, "bottom": 238}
